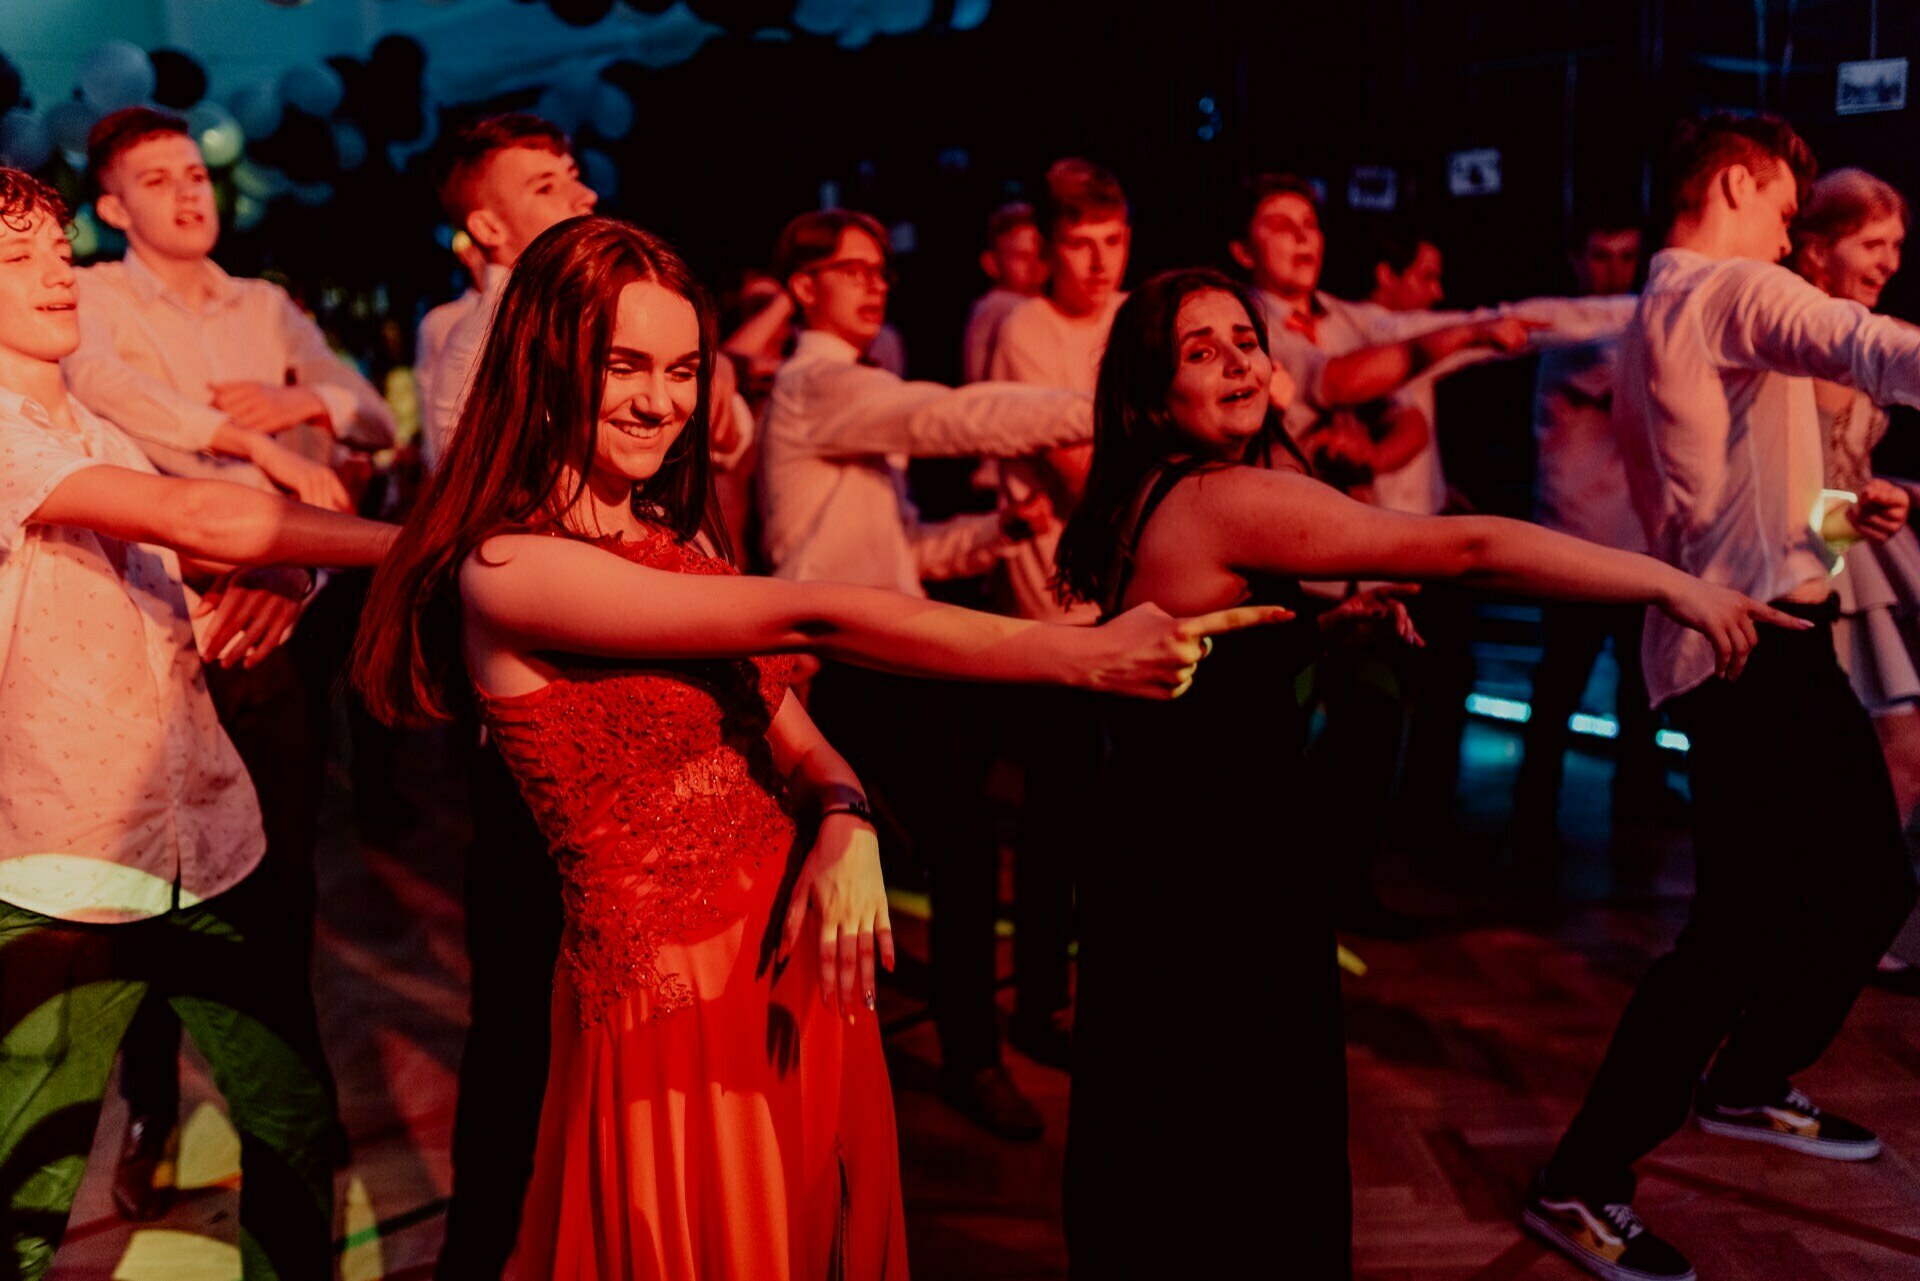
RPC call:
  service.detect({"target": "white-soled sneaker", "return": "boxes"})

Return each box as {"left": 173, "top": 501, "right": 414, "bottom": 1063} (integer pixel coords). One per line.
{"left": 1521, "top": 1184, "right": 1696, "bottom": 1281}
{"left": 1695, "top": 1084, "right": 1881, "bottom": 1160}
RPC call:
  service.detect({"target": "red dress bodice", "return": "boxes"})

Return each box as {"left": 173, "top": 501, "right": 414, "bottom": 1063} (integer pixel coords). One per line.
{"left": 475, "top": 526, "right": 805, "bottom": 1027}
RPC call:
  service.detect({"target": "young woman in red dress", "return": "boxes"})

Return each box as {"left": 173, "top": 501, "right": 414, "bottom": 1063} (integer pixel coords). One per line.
{"left": 354, "top": 218, "right": 1276, "bottom": 1280}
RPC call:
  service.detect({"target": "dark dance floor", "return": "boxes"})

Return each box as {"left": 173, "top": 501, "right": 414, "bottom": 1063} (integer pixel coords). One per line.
{"left": 46, "top": 714, "right": 1920, "bottom": 1280}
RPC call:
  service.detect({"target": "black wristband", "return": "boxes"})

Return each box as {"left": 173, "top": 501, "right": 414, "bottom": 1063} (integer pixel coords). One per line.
{"left": 820, "top": 798, "right": 874, "bottom": 825}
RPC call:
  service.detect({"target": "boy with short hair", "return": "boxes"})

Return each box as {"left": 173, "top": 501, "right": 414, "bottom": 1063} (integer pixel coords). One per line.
{"left": 961, "top": 200, "right": 1049, "bottom": 383}
{"left": 0, "top": 167, "right": 394, "bottom": 1281}
{"left": 1526, "top": 113, "right": 1920, "bottom": 1281}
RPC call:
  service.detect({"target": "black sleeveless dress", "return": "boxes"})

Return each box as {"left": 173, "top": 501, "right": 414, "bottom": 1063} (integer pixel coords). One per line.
{"left": 1063, "top": 459, "right": 1352, "bottom": 1279}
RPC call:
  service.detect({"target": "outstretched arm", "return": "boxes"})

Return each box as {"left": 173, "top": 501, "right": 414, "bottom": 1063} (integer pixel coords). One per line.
{"left": 1188, "top": 466, "right": 1806, "bottom": 678}
{"left": 461, "top": 532, "right": 1287, "bottom": 697}
{"left": 31, "top": 466, "right": 396, "bottom": 567}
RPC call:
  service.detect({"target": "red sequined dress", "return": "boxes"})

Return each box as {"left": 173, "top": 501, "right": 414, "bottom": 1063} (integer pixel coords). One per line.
{"left": 476, "top": 525, "right": 908, "bottom": 1281}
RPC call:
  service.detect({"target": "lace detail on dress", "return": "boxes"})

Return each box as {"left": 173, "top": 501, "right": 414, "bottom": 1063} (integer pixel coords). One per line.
{"left": 476, "top": 524, "right": 805, "bottom": 1027}
{"left": 1823, "top": 390, "right": 1889, "bottom": 496}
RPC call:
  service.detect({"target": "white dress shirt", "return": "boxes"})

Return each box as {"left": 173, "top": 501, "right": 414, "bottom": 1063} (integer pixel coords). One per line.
{"left": 0, "top": 388, "right": 262, "bottom": 924}
{"left": 1259, "top": 288, "right": 1636, "bottom": 514}
{"left": 415, "top": 287, "right": 482, "bottom": 460}
{"left": 962, "top": 287, "right": 1032, "bottom": 384}
{"left": 1532, "top": 337, "right": 1645, "bottom": 552}
{"left": 760, "top": 329, "right": 1092, "bottom": 594}
{"left": 1615, "top": 248, "right": 1920, "bottom": 707}
{"left": 984, "top": 294, "right": 1121, "bottom": 623}
{"left": 424, "top": 262, "right": 511, "bottom": 471}
{"left": 64, "top": 250, "right": 394, "bottom": 490}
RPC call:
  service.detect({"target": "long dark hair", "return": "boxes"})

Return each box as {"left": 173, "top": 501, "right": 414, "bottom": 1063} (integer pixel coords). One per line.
{"left": 352, "top": 215, "right": 725, "bottom": 725}
{"left": 1054, "top": 267, "right": 1296, "bottom": 609}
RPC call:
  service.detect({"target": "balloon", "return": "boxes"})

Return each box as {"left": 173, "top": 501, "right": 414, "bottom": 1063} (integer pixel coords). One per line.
{"left": 630, "top": 3, "right": 724, "bottom": 69}
{"left": 332, "top": 122, "right": 367, "bottom": 171}
{"left": 0, "top": 110, "right": 51, "bottom": 171}
{"left": 535, "top": 84, "right": 589, "bottom": 134}
{"left": 293, "top": 180, "right": 334, "bottom": 207}
{"left": 549, "top": 0, "right": 615, "bottom": 24}
{"left": 579, "top": 149, "right": 617, "bottom": 201}
{"left": 950, "top": 0, "right": 991, "bottom": 29}
{"left": 229, "top": 81, "right": 283, "bottom": 139}
{"left": 186, "top": 102, "right": 244, "bottom": 167}
{"left": 279, "top": 63, "right": 344, "bottom": 117}
{"left": 370, "top": 35, "right": 426, "bottom": 77}
{"left": 68, "top": 206, "right": 101, "bottom": 258}
{"left": 588, "top": 81, "right": 634, "bottom": 139}
{"left": 234, "top": 193, "right": 267, "bottom": 230}
{"left": 232, "top": 160, "right": 290, "bottom": 199}
{"left": 150, "top": 49, "right": 208, "bottom": 109}
{"left": 46, "top": 100, "right": 97, "bottom": 160}
{"left": 0, "top": 55, "right": 21, "bottom": 117}
{"left": 264, "top": 109, "right": 336, "bottom": 183}
{"left": 79, "top": 41, "right": 156, "bottom": 114}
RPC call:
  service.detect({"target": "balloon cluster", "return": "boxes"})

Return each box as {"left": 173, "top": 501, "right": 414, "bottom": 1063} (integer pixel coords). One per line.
{"left": 520, "top": 0, "right": 989, "bottom": 49}
{"left": 0, "top": 36, "right": 429, "bottom": 228}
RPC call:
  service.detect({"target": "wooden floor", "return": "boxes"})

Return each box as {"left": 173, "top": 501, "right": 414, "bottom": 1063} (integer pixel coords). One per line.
{"left": 46, "top": 721, "right": 1920, "bottom": 1280}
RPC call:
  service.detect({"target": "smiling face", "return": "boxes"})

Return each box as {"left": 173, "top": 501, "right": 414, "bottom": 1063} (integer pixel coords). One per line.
{"left": 0, "top": 211, "right": 79, "bottom": 371}
{"left": 1164, "top": 288, "right": 1272, "bottom": 455}
{"left": 1050, "top": 215, "right": 1130, "bottom": 316}
{"left": 470, "top": 145, "right": 598, "bottom": 266}
{"left": 1810, "top": 213, "right": 1906, "bottom": 309}
{"left": 1235, "top": 192, "right": 1323, "bottom": 302}
{"left": 97, "top": 132, "right": 217, "bottom": 262}
{"left": 589, "top": 279, "right": 702, "bottom": 492}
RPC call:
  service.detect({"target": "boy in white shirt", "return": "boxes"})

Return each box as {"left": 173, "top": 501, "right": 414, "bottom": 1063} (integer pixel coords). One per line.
{"left": 0, "top": 166, "right": 395, "bottom": 1281}
{"left": 762, "top": 207, "right": 1086, "bottom": 1139}
{"left": 1526, "top": 113, "right": 1920, "bottom": 1281}
{"left": 961, "top": 201, "right": 1049, "bottom": 384}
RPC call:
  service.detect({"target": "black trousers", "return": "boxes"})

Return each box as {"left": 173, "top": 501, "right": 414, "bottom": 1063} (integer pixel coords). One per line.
{"left": 435, "top": 738, "right": 564, "bottom": 1280}
{"left": 119, "top": 649, "right": 333, "bottom": 1132}
{"left": 1515, "top": 601, "right": 1664, "bottom": 821}
{"left": 1008, "top": 688, "right": 1094, "bottom": 1023}
{"left": 807, "top": 664, "right": 1004, "bottom": 1072}
{"left": 1545, "top": 610, "right": 1917, "bottom": 1203}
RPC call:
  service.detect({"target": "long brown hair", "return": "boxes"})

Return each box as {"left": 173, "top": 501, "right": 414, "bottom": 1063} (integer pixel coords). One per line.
{"left": 1791, "top": 168, "right": 1910, "bottom": 266}
{"left": 352, "top": 215, "right": 724, "bottom": 726}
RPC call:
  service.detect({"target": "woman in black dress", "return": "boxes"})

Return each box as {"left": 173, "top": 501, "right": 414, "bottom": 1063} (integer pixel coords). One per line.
{"left": 1052, "top": 269, "right": 1805, "bottom": 1279}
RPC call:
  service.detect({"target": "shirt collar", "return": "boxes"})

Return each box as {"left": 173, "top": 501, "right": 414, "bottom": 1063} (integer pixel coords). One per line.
{"left": 0, "top": 385, "right": 48, "bottom": 427}
{"left": 792, "top": 329, "right": 864, "bottom": 365}
{"left": 482, "top": 262, "right": 512, "bottom": 295}
{"left": 123, "top": 248, "right": 242, "bottom": 312}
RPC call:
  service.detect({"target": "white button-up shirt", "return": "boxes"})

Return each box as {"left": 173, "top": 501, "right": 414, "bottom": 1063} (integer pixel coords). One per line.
{"left": 985, "top": 294, "right": 1120, "bottom": 624}
{"left": 63, "top": 250, "right": 394, "bottom": 490}
{"left": 962, "top": 287, "right": 1032, "bottom": 384}
{"left": 422, "top": 263, "right": 510, "bottom": 472}
{"left": 1617, "top": 248, "right": 1920, "bottom": 707}
{"left": 760, "top": 329, "right": 1092, "bottom": 594}
{"left": 1259, "top": 288, "right": 1636, "bottom": 514}
{"left": 0, "top": 388, "right": 262, "bottom": 924}
{"left": 414, "top": 287, "right": 482, "bottom": 458}
{"left": 1533, "top": 337, "right": 1645, "bottom": 552}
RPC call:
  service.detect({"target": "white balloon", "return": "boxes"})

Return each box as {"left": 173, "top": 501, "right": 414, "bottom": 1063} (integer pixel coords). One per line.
{"left": 186, "top": 101, "right": 244, "bottom": 168}
{"left": 79, "top": 41, "right": 156, "bottom": 114}
{"left": 0, "top": 110, "right": 52, "bottom": 171}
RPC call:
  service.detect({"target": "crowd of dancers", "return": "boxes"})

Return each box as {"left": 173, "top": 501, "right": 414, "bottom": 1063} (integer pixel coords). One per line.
{"left": 3, "top": 101, "right": 1919, "bottom": 1281}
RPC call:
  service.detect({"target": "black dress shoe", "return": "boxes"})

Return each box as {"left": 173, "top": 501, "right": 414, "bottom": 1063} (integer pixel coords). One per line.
{"left": 939, "top": 1065, "right": 1044, "bottom": 1141}
{"left": 1008, "top": 1013, "right": 1073, "bottom": 1072}
{"left": 112, "top": 1114, "right": 177, "bottom": 1222}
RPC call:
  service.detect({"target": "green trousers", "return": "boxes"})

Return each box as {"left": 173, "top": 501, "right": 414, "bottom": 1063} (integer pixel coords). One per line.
{"left": 0, "top": 867, "right": 333, "bottom": 1280}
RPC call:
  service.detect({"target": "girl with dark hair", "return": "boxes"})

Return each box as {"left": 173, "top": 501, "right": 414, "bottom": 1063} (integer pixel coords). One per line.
{"left": 1053, "top": 268, "right": 1802, "bottom": 1279}
{"left": 1789, "top": 168, "right": 1920, "bottom": 991}
{"left": 353, "top": 220, "right": 1277, "bottom": 1280}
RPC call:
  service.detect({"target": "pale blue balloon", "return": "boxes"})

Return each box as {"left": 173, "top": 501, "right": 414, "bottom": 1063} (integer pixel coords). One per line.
{"left": 229, "top": 81, "right": 283, "bottom": 140}
{"left": 280, "top": 63, "right": 344, "bottom": 117}
{"left": 79, "top": 41, "right": 155, "bottom": 113}
{"left": 333, "top": 122, "right": 367, "bottom": 171}
{"left": 186, "top": 101, "right": 244, "bottom": 167}
{"left": 951, "top": 0, "right": 991, "bottom": 29}
{"left": 580, "top": 149, "right": 617, "bottom": 201}
{"left": 46, "top": 101, "right": 97, "bottom": 158}
{"left": 588, "top": 81, "right": 634, "bottom": 140}
{"left": 0, "top": 110, "right": 52, "bottom": 171}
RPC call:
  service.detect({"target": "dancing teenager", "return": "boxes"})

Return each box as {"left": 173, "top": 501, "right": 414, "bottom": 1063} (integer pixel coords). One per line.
{"left": 0, "top": 169, "right": 397, "bottom": 1281}
{"left": 1788, "top": 168, "right": 1920, "bottom": 991}
{"left": 1050, "top": 268, "right": 1800, "bottom": 1281}
{"left": 352, "top": 216, "right": 1280, "bottom": 1281}
{"left": 1529, "top": 115, "right": 1920, "bottom": 1281}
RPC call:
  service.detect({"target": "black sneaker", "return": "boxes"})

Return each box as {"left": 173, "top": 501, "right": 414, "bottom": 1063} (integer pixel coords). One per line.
{"left": 1521, "top": 1183, "right": 1695, "bottom": 1281}
{"left": 1695, "top": 1084, "right": 1880, "bottom": 1160}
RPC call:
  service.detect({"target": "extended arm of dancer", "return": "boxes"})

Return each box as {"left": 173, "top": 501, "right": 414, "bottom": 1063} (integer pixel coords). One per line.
{"left": 31, "top": 465, "right": 397, "bottom": 567}
{"left": 1318, "top": 316, "right": 1546, "bottom": 406}
{"left": 461, "top": 532, "right": 1288, "bottom": 697}
{"left": 1185, "top": 466, "right": 1807, "bottom": 679}
{"left": 767, "top": 693, "right": 893, "bottom": 1020}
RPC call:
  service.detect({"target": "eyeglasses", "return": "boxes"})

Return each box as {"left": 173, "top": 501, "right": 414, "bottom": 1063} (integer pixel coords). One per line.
{"left": 807, "top": 258, "right": 897, "bottom": 289}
